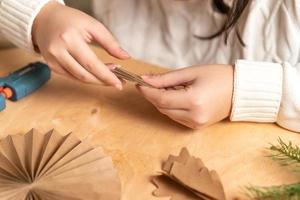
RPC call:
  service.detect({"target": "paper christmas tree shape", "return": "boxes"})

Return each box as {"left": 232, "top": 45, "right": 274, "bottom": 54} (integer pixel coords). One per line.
{"left": 0, "top": 129, "right": 121, "bottom": 200}
{"left": 152, "top": 147, "right": 226, "bottom": 200}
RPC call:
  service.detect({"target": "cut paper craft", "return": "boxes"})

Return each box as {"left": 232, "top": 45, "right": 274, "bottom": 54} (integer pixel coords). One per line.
{"left": 0, "top": 129, "right": 121, "bottom": 200}
{"left": 111, "top": 66, "right": 155, "bottom": 88}
{"left": 152, "top": 147, "right": 226, "bottom": 200}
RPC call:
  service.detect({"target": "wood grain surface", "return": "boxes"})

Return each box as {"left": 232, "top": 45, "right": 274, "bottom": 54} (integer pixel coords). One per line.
{"left": 0, "top": 47, "right": 299, "bottom": 200}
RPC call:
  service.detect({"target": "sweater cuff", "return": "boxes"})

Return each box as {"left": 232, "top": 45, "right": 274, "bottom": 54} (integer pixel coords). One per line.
{"left": 230, "top": 60, "right": 283, "bottom": 123}
{"left": 0, "top": 0, "right": 64, "bottom": 51}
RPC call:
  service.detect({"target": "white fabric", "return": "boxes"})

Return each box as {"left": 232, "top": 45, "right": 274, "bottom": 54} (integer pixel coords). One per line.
{"left": 0, "top": 0, "right": 64, "bottom": 50}
{"left": 93, "top": 0, "right": 300, "bottom": 132}
{"left": 231, "top": 60, "right": 282, "bottom": 122}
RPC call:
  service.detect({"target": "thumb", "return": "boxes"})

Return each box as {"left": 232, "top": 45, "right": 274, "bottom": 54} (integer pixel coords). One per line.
{"left": 142, "top": 69, "right": 193, "bottom": 88}
{"left": 89, "top": 21, "right": 130, "bottom": 59}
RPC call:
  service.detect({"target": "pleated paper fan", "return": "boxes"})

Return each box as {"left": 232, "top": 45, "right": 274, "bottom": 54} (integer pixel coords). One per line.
{"left": 0, "top": 129, "right": 121, "bottom": 200}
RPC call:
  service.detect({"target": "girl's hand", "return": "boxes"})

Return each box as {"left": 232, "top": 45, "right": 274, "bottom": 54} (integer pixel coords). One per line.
{"left": 137, "top": 65, "right": 234, "bottom": 129}
{"left": 32, "top": 2, "right": 130, "bottom": 90}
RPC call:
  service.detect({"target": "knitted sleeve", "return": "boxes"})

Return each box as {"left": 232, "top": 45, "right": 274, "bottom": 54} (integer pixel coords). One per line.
{"left": 0, "top": 0, "right": 64, "bottom": 51}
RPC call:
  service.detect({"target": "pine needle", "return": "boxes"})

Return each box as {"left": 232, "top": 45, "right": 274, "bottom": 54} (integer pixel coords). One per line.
{"left": 268, "top": 138, "right": 300, "bottom": 170}
{"left": 244, "top": 138, "right": 300, "bottom": 200}
{"left": 246, "top": 183, "right": 300, "bottom": 200}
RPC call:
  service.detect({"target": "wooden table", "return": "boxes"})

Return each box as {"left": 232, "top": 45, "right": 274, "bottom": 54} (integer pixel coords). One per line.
{"left": 0, "top": 47, "right": 299, "bottom": 200}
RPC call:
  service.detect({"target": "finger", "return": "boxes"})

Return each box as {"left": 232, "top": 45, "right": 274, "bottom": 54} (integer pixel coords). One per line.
{"left": 171, "top": 118, "right": 198, "bottom": 129}
{"left": 67, "top": 38, "right": 123, "bottom": 89}
{"left": 157, "top": 108, "right": 197, "bottom": 129}
{"left": 44, "top": 54, "right": 76, "bottom": 79}
{"left": 158, "top": 108, "right": 188, "bottom": 118}
{"left": 55, "top": 50, "right": 101, "bottom": 84}
{"left": 141, "top": 68, "right": 195, "bottom": 88}
{"left": 167, "top": 113, "right": 208, "bottom": 130}
{"left": 137, "top": 86, "right": 189, "bottom": 109}
{"left": 89, "top": 21, "right": 130, "bottom": 59}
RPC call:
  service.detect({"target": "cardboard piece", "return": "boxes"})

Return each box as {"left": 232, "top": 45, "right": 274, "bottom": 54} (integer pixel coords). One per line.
{"left": 152, "top": 147, "right": 226, "bottom": 200}
{"left": 111, "top": 66, "right": 155, "bottom": 88}
{"left": 0, "top": 129, "right": 121, "bottom": 200}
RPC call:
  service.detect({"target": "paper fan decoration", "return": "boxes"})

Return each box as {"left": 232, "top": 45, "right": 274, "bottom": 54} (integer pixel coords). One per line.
{"left": 0, "top": 129, "right": 121, "bottom": 200}
{"left": 152, "top": 147, "right": 226, "bottom": 200}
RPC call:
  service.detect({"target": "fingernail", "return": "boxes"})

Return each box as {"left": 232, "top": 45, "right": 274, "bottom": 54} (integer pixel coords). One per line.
{"left": 106, "top": 63, "right": 121, "bottom": 70}
{"left": 120, "top": 48, "right": 130, "bottom": 58}
{"left": 115, "top": 83, "right": 123, "bottom": 91}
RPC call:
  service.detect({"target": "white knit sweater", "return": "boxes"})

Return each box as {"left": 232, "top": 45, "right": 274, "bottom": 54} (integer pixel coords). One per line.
{"left": 0, "top": 0, "right": 299, "bottom": 132}
{"left": 0, "top": 0, "right": 64, "bottom": 50}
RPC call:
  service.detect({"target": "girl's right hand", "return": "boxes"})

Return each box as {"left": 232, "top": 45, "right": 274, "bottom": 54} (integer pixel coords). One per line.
{"left": 32, "top": 1, "right": 130, "bottom": 90}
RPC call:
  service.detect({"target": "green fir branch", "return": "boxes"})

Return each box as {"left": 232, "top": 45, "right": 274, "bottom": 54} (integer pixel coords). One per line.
{"left": 245, "top": 138, "right": 300, "bottom": 200}
{"left": 246, "top": 183, "right": 300, "bottom": 200}
{"left": 268, "top": 138, "right": 300, "bottom": 170}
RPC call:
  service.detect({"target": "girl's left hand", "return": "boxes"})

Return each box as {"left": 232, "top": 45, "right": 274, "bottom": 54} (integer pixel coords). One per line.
{"left": 137, "top": 64, "right": 234, "bottom": 129}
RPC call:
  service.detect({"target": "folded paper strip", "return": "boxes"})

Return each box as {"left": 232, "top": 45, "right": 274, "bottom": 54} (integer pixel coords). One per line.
{"left": 0, "top": 129, "right": 121, "bottom": 200}
{"left": 152, "top": 147, "right": 226, "bottom": 200}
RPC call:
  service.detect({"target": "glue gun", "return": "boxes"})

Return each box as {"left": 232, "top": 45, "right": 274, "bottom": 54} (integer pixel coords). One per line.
{"left": 0, "top": 62, "right": 51, "bottom": 111}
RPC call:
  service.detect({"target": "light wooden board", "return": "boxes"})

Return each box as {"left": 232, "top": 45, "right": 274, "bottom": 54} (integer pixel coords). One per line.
{"left": 0, "top": 47, "right": 299, "bottom": 200}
